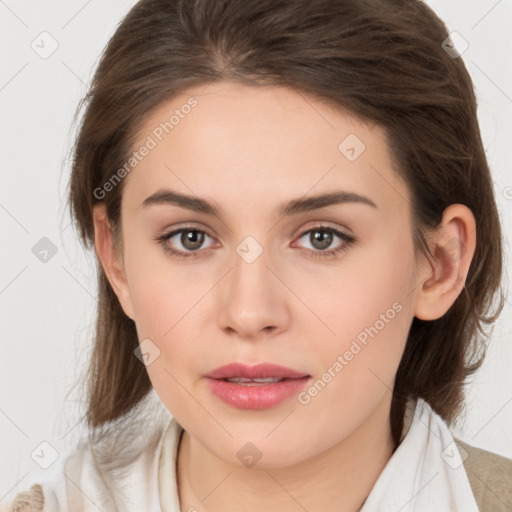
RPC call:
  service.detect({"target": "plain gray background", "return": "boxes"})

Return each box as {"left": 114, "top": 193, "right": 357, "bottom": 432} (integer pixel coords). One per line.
{"left": 1, "top": 0, "right": 511, "bottom": 502}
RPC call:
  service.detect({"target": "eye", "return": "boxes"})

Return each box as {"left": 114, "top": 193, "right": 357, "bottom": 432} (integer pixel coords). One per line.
{"left": 155, "top": 227, "right": 217, "bottom": 259}
{"left": 154, "top": 224, "right": 356, "bottom": 260}
{"left": 293, "top": 225, "right": 356, "bottom": 258}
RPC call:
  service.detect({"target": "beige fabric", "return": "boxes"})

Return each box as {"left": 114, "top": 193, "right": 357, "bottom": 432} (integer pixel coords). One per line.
{"left": 456, "top": 438, "right": 512, "bottom": 512}
{"left": 9, "top": 484, "right": 44, "bottom": 512}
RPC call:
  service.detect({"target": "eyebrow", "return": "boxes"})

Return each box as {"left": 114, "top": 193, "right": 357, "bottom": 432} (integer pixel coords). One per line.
{"left": 142, "top": 188, "right": 377, "bottom": 217}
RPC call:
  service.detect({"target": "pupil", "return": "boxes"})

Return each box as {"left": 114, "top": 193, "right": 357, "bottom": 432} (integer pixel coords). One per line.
{"left": 182, "top": 230, "right": 204, "bottom": 250}
{"left": 312, "top": 230, "right": 332, "bottom": 250}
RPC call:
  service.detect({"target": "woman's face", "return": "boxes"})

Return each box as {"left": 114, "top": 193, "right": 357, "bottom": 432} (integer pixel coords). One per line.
{"left": 106, "top": 81, "right": 429, "bottom": 467}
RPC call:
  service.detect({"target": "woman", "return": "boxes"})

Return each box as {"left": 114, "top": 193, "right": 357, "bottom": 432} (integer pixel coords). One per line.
{"left": 6, "top": 0, "right": 512, "bottom": 510}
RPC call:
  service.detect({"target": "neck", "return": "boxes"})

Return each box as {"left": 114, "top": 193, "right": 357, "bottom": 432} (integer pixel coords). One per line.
{"left": 176, "top": 394, "right": 395, "bottom": 512}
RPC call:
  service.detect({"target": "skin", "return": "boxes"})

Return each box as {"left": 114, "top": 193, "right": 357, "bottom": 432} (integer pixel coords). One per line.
{"left": 93, "top": 81, "right": 476, "bottom": 512}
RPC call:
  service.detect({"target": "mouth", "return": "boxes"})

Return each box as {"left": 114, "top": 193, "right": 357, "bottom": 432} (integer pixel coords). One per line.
{"left": 204, "top": 362, "right": 311, "bottom": 409}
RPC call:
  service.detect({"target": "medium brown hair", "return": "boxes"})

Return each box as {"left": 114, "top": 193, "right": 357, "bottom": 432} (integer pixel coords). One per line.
{"left": 67, "top": 0, "right": 505, "bottom": 446}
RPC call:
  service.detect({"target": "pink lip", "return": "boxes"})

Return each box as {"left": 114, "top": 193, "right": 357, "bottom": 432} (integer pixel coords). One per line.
{"left": 204, "top": 362, "right": 311, "bottom": 410}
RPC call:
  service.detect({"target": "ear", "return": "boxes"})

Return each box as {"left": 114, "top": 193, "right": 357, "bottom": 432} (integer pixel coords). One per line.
{"left": 92, "top": 203, "right": 135, "bottom": 320}
{"left": 414, "top": 204, "right": 476, "bottom": 321}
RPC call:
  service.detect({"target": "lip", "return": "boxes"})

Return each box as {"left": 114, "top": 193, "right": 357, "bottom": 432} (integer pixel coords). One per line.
{"left": 204, "top": 362, "right": 311, "bottom": 410}
{"left": 204, "top": 362, "right": 310, "bottom": 380}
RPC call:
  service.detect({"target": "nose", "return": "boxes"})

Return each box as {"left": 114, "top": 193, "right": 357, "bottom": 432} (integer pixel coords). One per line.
{"left": 217, "top": 241, "right": 290, "bottom": 340}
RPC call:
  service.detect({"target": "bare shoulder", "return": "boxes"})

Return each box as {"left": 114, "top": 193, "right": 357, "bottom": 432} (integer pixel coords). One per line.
{"left": 455, "top": 437, "right": 512, "bottom": 512}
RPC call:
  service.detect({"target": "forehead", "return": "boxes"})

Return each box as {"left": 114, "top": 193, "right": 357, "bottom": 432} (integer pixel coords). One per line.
{"left": 123, "top": 81, "right": 410, "bottom": 218}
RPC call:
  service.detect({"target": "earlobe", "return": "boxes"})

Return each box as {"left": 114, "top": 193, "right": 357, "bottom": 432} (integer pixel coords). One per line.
{"left": 92, "top": 204, "right": 135, "bottom": 320}
{"left": 414, "top": 204, "right": 476, "bottom": 321}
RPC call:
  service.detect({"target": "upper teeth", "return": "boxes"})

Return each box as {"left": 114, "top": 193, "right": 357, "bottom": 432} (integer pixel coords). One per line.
{"left": 226, "top": 377, "right": 283, "bottom": 383}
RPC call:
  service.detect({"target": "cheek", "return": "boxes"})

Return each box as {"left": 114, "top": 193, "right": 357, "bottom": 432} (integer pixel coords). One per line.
{"left": 123, "top": 230, "right": 198, "bottom": 336}
{"left": 310, "top": 232, "right": 417, "bottom": 383}
{"left": 123, "top": 239, "right": 215, "bottom": 372}
{"left": 292, "top": 243, "right": 416, "bottom": 443}
{"left": 124, "top": 250, "right": 210, "bottom": 414}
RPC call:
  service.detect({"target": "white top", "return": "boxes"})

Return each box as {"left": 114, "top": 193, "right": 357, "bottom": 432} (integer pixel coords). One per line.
{"left": 3, "top": 391, "right": 479, "bottom": 511}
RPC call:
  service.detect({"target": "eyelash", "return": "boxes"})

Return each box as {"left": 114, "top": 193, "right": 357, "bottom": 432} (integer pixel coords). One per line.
{"left": 154, "top": 225, "right": 356, "bottom": 260}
